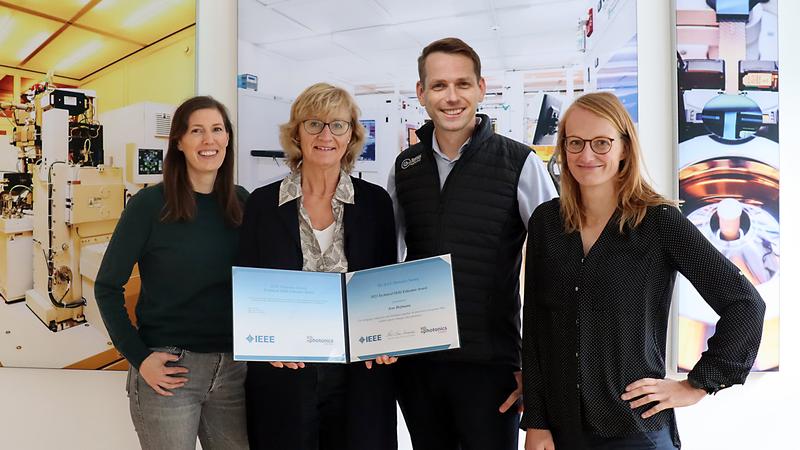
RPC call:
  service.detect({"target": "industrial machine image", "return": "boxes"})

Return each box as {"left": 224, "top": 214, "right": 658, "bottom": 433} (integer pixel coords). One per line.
{"left": 0, "top": 79, "right": 170, "bottom": 369}
{"left": 676, "top": 0, "right": 780, "bottom": 371}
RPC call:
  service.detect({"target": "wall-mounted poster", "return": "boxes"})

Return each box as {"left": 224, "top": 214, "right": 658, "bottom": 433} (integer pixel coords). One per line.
{"left": 675, "top": 0, "right": 779, "bottom": 372}
{"left": 0, "top": 0, "right": 197, "bottom": 371}
{"left": 359, "top": 119, "right": 376, "bottom": 162}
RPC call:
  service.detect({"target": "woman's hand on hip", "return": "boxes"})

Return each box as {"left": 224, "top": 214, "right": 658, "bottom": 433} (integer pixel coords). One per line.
{"left": 622, "top": 378, "right": 707, "bottom": 419}
{"left": 525, "top": 428, "right": 555, "bottom": 450}
{"left": 139, "top": 352, "right": 189, "bottom": 396}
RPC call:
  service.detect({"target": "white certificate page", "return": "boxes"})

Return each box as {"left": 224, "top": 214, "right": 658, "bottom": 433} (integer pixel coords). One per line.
{"left": 232, "top": 267, "right": 348, "bottom": 363}
{"left": 345, "top": 255, "right": 460, "bottom": 361}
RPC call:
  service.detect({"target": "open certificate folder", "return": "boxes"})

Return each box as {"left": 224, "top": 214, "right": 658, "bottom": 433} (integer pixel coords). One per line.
{"left": 232, "top": 255, "right": 460, "bottom": 363}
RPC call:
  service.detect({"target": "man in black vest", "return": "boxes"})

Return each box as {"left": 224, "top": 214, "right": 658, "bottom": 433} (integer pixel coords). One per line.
{"left": 388, "top": 38, "right": 558, "bottom": 449}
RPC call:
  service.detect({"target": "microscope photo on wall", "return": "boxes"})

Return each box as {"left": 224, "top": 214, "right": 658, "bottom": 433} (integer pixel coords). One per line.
{"left": 675, "top": 0, "right": 779, "bottom": 372}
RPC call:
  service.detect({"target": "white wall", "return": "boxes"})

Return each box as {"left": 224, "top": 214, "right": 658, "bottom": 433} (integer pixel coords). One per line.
{"left": 1, "top": 1, "right": 796, "bottom": 449}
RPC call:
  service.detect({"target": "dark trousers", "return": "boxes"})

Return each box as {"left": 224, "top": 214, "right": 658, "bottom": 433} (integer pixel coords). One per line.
{"left": 396, "top": 359, "right": 520, "bottom": 450}
{"left": 554, "top": 427, "right": 678, "bottom": 450}
{"left": 246, "top": 362, "right": 397, "bottom": 450}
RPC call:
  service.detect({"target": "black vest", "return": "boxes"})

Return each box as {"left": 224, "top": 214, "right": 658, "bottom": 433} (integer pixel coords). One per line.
{"left": 395, "top": 114, "right": 530, "bottom": 367}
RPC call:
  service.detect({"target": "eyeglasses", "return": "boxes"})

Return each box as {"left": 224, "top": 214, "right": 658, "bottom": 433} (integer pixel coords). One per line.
{"left": 302, "top": 119, "right": 351, "bottom": 136}
{"left": 564, "top": 136, "right": 615, "bottom": 154}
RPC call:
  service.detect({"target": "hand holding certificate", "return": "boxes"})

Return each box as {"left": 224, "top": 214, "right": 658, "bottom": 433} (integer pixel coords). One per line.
{"left": 233, "top": 255, "right": 459, "bottom": 363}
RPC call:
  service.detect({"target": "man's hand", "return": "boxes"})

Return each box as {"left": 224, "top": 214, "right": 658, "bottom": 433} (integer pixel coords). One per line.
{"left": 499, "top": 370, "right": 524, "bottom": 413}
{"left": 365, "top": 354, "right": 398, "bottom": 369}
{"left": 269, "top": 361, "right": 306, "bottom": 369}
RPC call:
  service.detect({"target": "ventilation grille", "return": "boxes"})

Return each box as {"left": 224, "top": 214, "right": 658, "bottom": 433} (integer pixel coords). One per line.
{"left": 154, "top": 113, "right": 172, "bottom": 137}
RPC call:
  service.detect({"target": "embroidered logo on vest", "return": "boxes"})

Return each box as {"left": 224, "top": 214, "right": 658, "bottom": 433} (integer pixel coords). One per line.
{"left": 401, "top": 154, "right": 422, "bottom": 169}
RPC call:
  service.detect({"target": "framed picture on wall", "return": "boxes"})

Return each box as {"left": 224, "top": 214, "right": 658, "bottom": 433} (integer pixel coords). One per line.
{"left": 359, "top": 119, "right": 376, "bottom": 161}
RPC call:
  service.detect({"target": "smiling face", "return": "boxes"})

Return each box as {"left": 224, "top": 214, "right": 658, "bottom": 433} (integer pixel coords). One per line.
{"left": 178, "top": 108, "right": 229, "bottom": 186}
{"left": 563, "top": 106, "right": 626, "bottom": 192}
{"left": 298, "top": 106, "right": 352, "bottom": 172}
{"left": 417, "top": 52, "right": 486, "bottom": 137}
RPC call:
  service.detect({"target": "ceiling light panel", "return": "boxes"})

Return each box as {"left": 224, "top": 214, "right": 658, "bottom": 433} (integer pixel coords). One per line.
{"left": 501, "top": 33, "right": 577, "bottom": 59}
{"left": 258, "top": 36, "right": 353, "bottom": 61}
{"left": 75, "top": 0, "right": 194, "bottom": 44}
{"left": 490, "top": 0, "right": 572, "bottom": 8}
{"left": 503, "top": 52, "right": 578, "bottom": 71}
{"left": 0, "top": 13, "right": 16, "bottom": 47}
{"left": 270, "top": 0, "right": 392, "bottom": 35}
{"left": 295, "top": 53, "right": 374, "bottom": 83}
{"left": 332, "top": 26, "right": 420, "bottom": 54}
{"left": 16, "top": 31, "right": 50, "bottom": 61}
{"left": 494, "top": 2, "right": 583, "bottom": 38}
{"left": 2, "top": 0, "right": 87, "bottom": 21}
{"left": 371, "top": 0, "right": 485, "bottom": 23}
{"left": 393, "top": 14, "right": 497, "bottom": 45}
{"left": 0, "top": 6, "right": 61, "bottom": 66}
{"left": 22, "top": 25, "right": 139, "bottom": 79}
{"left": 239, "top": 0, "right": 314, "bottom": 45}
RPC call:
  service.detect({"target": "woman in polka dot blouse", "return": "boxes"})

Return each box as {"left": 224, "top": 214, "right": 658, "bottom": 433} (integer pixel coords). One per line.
{"left": 520, "top": 92, "right": 765, "bottom": 450}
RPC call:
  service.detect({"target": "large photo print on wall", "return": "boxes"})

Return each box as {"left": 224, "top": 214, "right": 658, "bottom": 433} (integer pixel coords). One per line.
{"left": 675, "top": 0, "right": 779, "bottom": 371}
{"left": 0, "top": 0, "right": 196, "bottom": 370}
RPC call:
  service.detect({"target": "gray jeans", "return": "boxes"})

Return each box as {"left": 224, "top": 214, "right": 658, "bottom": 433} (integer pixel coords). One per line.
{"left": 126, "top": 347, "right": 248, "bottom": 450}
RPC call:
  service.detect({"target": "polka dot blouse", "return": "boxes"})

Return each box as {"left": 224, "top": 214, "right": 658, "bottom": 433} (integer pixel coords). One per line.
{"left": 520, "top": 199, "right": 765, "bottom": 446}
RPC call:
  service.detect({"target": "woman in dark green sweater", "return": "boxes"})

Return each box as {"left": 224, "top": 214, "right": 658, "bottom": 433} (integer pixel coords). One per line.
{"left": 95, "top": 96, "right": 248, "bottom": 450}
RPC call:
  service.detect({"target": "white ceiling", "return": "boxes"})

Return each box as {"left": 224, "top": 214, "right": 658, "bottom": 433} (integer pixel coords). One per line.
{"left": 239, "top": 0, "right": 587, "bottom": 93}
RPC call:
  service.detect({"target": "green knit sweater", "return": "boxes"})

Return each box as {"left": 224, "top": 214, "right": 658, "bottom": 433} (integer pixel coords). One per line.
{"left": 95, "top": 183, "right": 247, "bottom": 369}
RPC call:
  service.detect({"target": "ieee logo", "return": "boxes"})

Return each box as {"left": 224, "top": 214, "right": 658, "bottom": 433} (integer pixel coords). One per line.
{"left": 247, "top": 334, "right": 275, "bottom": 343}
{"left": 359, "top": 334, "right": 382, "bottom": 343}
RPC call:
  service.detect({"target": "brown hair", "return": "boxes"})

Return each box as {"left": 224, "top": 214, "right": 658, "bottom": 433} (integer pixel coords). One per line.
{"left": 161, "top": 96, "right": 243, "bottom": 227}
{"left": 417, "top": 37, "right": 482, "bottom": 85}
{"left": 556, "top": 92, "right": 673, "bottom": 233}
{"left": 279, "top": 82, "right": 365, "bottom": 173}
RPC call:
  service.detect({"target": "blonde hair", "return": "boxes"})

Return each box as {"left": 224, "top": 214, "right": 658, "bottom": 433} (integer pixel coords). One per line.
{"left": 556, "top": 92, "right": 673, "bottom": 233}
{"left": 279, "top": 83, "right": 366, "bottom": 173}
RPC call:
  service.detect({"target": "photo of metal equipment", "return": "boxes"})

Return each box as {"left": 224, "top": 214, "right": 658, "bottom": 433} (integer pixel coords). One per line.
{"left": 675, "top": 0, "right": 779, "bottom": 372}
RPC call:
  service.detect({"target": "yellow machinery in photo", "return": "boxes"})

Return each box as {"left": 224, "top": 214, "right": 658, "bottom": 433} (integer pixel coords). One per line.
{"left": 1, "top": 82, "right": 124, "bottom": 332}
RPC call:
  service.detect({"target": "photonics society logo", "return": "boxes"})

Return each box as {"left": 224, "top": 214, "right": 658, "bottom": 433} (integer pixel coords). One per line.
{"left": 420, "top": 325, "right": 448, "bottom": 334}
{"left": 307, "top": 336, "right": 334, "bottom": 345}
